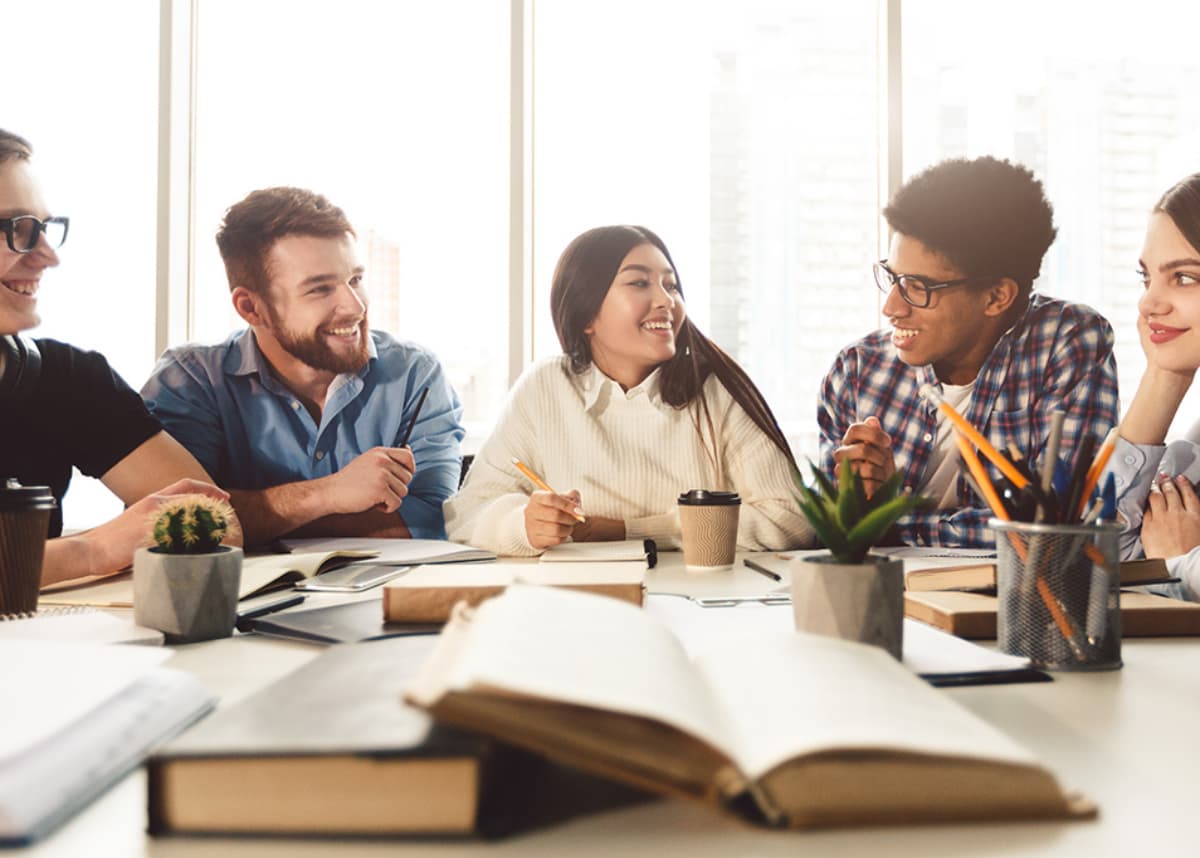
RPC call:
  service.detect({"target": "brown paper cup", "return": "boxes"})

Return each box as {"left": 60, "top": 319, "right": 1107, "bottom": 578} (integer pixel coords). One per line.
{"left": 678, "top": 490, "right": 741, "bottom": 571}
{"left": 0, "top": 485, "right": 55, "bottom": 616}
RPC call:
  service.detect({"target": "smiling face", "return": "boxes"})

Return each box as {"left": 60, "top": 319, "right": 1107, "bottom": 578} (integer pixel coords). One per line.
{"left": 881, "top": 233, "right": 1007, "bottom": 385}
{"left": 244, "top": 233, "right": 370, "bottom": 376}
{"left": 584, "top": 242, "right": 685, "bottom": 390}
{"left": 1137, "top": 211, "right": 1200, "bottom": 372}
{"left": 0, "top": 159, "right": 60, "bottom": 335}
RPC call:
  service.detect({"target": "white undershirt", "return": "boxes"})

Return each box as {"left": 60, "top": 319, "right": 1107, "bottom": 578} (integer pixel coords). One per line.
{"left": 919, "top": 381, "right": 976, "bottom": 509}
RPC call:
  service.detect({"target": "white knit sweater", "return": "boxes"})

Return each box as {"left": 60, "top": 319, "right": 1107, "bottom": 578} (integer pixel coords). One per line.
{"left": 444, "top": 357, "right": 814, "bottom": 556}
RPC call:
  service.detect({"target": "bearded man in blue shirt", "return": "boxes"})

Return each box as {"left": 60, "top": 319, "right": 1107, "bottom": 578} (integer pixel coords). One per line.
{"left": 142, "top": 187, "right": 464, "bottom": 546}
{"left": 819, "top": 156, "right": 1119, "bottom": 548}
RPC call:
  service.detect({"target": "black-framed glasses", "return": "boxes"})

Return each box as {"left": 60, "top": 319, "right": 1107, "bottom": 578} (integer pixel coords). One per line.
{"left": 872, "top": 260, "right": 994, "bottom": 308}
{"left": 0, "top": 215, "right": 69, "bottom": 254}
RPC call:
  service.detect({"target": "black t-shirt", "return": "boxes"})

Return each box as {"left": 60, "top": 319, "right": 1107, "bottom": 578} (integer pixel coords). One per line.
{"left": 0, "top": 339, "right": 162, "bottom": 537}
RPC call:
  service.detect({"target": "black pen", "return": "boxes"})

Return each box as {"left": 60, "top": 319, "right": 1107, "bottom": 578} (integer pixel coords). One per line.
{"left": 399, "top": 386, "right": 430, "bottom": 448}
{"left": 235, "top": 593, "right": 306, "bottom": 631}
{"left": 743, "top": 558, "right": 782, "bottom": 582}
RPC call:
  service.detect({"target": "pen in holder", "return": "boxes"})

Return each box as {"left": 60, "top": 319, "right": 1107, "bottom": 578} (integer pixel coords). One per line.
{"left": 992, "top": 519, "right": 1122, "bottom": 671}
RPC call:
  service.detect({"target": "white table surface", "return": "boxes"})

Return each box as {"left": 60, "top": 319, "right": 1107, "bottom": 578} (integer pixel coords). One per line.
{"left": 20, "top": 551, "right": 1200, "bottom": 857}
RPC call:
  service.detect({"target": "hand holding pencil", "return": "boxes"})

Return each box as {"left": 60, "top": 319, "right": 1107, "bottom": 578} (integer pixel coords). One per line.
{"left": 513, "top": 458, "right": 588, "bottom": 550}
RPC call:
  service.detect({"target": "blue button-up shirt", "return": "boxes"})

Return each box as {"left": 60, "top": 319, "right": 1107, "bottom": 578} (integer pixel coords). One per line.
{"left": 141, "top": 329, "right": 464, "bottom": 539}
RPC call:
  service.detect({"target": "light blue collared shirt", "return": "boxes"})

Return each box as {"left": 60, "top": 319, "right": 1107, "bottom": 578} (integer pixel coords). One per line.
{"left": 141, "top": 329, "right": 464, "bottom": 539}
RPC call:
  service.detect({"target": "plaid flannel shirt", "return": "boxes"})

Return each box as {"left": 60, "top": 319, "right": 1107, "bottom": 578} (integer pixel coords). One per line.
{"left": 817, "top": 293, "right": 1119, "bottom": 548}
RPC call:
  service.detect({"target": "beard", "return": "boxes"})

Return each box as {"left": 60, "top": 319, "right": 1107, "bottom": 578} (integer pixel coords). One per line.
{"left": 269, "top": 311, "right": 371, "bottom": 374}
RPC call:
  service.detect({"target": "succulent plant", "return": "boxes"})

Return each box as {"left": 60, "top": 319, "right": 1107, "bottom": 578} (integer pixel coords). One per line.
{"left": 149, "top": 495, "right": 239, "bottom": 554}
{"left": 794, "top": 459, "right": 926, "bottom": 564}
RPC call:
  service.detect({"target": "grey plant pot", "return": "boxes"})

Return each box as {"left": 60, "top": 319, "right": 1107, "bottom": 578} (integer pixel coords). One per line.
{"left": 789, "top": 554, "right": 904, "bottom": 660}
{"left": 133, "top": 545, "right": 243, "bottom": 643}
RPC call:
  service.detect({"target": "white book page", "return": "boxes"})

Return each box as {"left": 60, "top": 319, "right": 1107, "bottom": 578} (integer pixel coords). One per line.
{"left": 281, "top": 537, "right": 494, "bottom": 564}
{"left": 443, "top": 585, "right": 733, "bottom": 754}
{"left": 692, "top": 632, "right": 1040, "bottom": 782}
{"left": 540, "top": 540, "right": 649, "bottom": 563}
{"left": 392, "top": 561, "right": 642, "bottom": 588}
{"left": 0, "top": 641, "right": 170, "bottom": 762}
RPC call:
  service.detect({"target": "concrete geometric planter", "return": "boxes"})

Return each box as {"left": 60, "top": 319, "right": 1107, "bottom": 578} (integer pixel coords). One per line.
{"left": 789, "top": 554, "right": 904, "bottom": 660}
{"left": 133, "top": 545, "right": 243, "bottom": 643}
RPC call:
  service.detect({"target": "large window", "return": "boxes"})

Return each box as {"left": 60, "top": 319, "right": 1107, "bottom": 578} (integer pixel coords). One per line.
{"left": 191, "top": 0, "right": 511, "bottom": 438}
{"left": 533, "top": 0, "right": 883, "bottom": 464}
{"left": 18, "top": 2, "right": 1200, "bottom": 533}
{"left": 904, "top": 0, "right": 1200, "bottom": 435}
{"left": 5, "top": 2, "right": 160, "bottom": 530}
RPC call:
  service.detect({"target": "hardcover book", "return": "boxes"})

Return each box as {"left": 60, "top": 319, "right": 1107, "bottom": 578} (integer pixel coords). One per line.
{"left": 406, "top": 586, "right": 1093, "bottom": 829}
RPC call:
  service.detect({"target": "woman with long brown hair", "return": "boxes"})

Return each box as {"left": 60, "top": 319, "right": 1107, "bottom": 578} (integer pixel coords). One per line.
{"left": 445, "top": 225, "right": 812, "bottom": 555}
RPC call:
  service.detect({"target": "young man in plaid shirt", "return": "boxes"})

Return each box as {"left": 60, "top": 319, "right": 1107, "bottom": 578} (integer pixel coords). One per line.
{"left": 818, "top": 156, "right": 1119, "bottom": 548}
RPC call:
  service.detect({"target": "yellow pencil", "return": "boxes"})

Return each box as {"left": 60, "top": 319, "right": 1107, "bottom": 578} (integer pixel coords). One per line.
{"left": 921, "top": 384, "right": 1028, "bottom": 488}
{"left": 956, "top": 435, "right": 1084, "bottom": 659}
{"left": 511, "top": 458, "right": 586, "bottom": 524}
{"left": 1077, "top": 427, "right": 1119, "bottom": 519}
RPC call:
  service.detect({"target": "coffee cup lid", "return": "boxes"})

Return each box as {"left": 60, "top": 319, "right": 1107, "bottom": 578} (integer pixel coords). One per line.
{"left": 677, "top": 489, "right": 741, "bottom": 506}
{"left": 0, "top": 480, "right": 57, "bottom": 511}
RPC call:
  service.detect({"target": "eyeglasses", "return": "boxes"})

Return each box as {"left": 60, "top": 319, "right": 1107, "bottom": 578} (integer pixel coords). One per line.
{"left": 872, "top": 260, "right": 994, "bottom": 308}
{"left": 0, "top": 215, "right": 69, "bottom": 254}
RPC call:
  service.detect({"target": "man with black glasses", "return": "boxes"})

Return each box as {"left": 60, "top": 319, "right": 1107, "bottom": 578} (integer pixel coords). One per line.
{"left": 818, "top": 156, "right": 1118, "bottom": 548}
{"left": 0, "top": 128, "right": 229, "bottom": 586}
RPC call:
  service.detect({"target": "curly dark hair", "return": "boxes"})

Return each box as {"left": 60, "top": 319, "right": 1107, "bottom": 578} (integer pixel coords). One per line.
{"left": 1154, "top": 173, "right": 1200, "bottom": 254}
{"left": 883, "top": 156, "right": 1057, "bottom": 296}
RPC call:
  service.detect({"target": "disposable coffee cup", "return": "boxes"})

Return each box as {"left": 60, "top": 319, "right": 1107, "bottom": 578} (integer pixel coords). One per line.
{"left": 0, "top": 480, "right": 56, "bottom": 616}
{"left": 678, "top": 489, "right": 740, "bottom": 571}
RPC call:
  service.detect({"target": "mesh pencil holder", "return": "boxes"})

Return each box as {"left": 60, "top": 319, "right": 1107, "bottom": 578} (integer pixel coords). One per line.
{"left": 991, "top": 519, "right": 1122, "bottom": 671}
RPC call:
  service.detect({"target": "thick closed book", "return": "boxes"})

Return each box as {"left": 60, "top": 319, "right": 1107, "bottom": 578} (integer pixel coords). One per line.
{"left": 904, "top": 556, "right": 1177, "bottom": 593}
{"left": 383, "top": 561, "right": 644, "bottom": 623}
{"left": 905, "top": 588, "right": 1200, "bottom": 638}
{"left": 0, "top": 640, "right": 213, "bottom": 845}
{"left": 148, "top": 636, "right": 528, "bottom": 837}
{"left": 407, "top": 586, "right": 1093, "bottom": 829}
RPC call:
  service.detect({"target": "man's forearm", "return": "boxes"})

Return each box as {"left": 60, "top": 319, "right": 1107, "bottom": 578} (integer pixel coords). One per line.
{"left": 229, "top": 482, "right": 335, "bottom": 548}
{"left": 285, "top": 508, "right": 412, "bottom": 540}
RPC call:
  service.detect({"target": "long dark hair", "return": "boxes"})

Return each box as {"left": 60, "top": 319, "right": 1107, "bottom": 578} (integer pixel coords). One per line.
{"left": 1155, "top": 174, "right": 1200, "bottom": 252}
{"left": 549, "top": 225, "right": 795, "bottom": 468}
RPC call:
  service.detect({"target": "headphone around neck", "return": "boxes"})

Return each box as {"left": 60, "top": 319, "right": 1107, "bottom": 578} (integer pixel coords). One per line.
{"left": 0, "top": 334, "right": 42, "bottom": 400}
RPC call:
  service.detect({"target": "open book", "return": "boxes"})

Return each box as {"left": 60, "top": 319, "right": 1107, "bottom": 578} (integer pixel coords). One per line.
{"left": 0, "top": 640, "right": 213, "bottom": 845}
{"left": 407, "top": 586, "right": 1092, "bottom": 829}
{"left": 280, "top": 537, "right": 495, "bottom": 566}
{"left": 383, "top": 561, "right": 644, "bottom": 623}
{"left": 239, "top": 550, "right": 379, "bottom": 599}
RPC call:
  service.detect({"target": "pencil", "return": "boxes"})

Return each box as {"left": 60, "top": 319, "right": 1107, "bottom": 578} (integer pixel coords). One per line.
{"left": 920, "top": 385, "right": 1028, "bottom": 489}
{"left": 398, "top": 386, "right": 431, "bottom": 448}
{"left": 956, "top": 435, "right": 1085, "bottom": 659}
{"left": 744, "top": 558, "right": 782, "bottom": 582}
{"left": 1077, "top": 427, "right": 1119, "bottom": 519}
{"left": 511, "top": 458, "right": 586, "bottom": 524}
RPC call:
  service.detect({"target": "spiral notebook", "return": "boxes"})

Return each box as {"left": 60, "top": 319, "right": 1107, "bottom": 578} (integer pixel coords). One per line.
{"left": 0, "top": 607, "right": 164, "bottom": 645}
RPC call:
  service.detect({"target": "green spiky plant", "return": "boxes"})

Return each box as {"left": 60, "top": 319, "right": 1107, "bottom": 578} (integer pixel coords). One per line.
{"left": 794, "top": 459, "right": 925, "bottom": 564}
{"left": 149, "top": 495, "right": 239, "bottom": 554}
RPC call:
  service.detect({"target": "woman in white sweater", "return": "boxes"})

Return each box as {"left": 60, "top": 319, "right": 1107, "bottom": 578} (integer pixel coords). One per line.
{"left": 1106, "top": 173, "right": 1200, "bottom": 600}
{"left": 445, "top": 225, "right": 814, "bottom": 556}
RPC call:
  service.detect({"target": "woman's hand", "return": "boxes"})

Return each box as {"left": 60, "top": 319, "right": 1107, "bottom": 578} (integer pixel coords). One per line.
{"left": 524, "top": 489, "right": 585, "bottom": 550}
{"left": 1142, "top": 475, "right": 1200, "bottom": 558}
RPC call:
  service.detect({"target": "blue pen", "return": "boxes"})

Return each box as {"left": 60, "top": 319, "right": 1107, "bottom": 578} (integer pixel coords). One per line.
{"left": 1099, "top": 472, "right": 1116, "bottom": 522}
